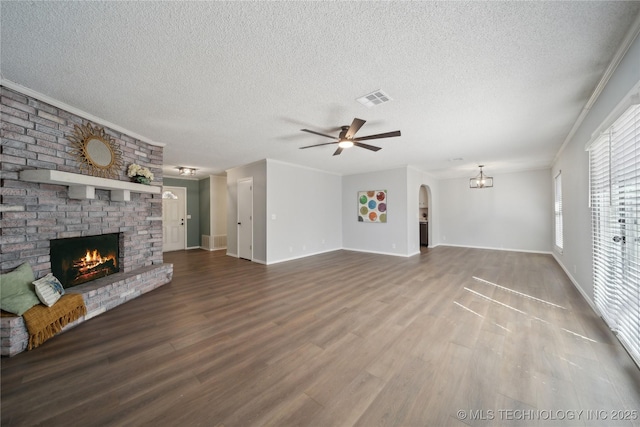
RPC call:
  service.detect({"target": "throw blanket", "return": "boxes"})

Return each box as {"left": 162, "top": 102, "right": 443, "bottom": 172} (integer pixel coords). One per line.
{"left": 22, "top": 293, "right": 87, "bottom": 350}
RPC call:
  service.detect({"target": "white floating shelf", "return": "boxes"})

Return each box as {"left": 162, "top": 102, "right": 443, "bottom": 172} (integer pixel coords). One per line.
{"left": 20, "top": 169, "right": 160, "bottom": 201}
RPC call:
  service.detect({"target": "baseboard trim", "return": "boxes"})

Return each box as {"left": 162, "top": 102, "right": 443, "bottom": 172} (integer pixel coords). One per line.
{"left": 551, "top": 252, "right": 598, "bottom": 314}
{"left": 437, "top": 243, "right": 552, "bottom": 255}
{"left": 265, "top": 248, "right": 341, "bottom": 265}
{"left": 200, "top": 246, "right": 227, "bottom": 252}
{"left": 342, "top": 247, "right": 412, "bottom": 258}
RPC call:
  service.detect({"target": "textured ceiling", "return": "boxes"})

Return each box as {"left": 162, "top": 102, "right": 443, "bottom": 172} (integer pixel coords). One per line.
{"left": 2, "top": 1, "right": 640, "bottom": 179}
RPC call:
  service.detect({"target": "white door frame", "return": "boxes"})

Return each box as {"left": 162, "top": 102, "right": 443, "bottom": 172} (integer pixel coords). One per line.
{"left": 237, "top": 178, "right": 253, "bottom": 260}
{"left": 162, "top": 186, "right": 187, "bottom": 252}
{"left": 419, "top": 184, "right": 432, "bottom": 250}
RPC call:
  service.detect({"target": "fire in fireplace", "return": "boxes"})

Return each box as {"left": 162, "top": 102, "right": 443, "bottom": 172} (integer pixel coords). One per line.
{"left": 50, "top": 233, "right": 120, "bottom": 288}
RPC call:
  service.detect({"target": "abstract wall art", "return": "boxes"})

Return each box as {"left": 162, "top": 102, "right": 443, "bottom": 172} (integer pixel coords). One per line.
{"left": 358, "top": 190, "right": 387, "bottom": 223}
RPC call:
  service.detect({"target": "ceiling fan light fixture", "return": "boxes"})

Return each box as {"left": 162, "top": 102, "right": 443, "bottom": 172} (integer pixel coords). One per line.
{"left": 469, "top": 165, "right": 493, "bottom": 189}
{"left": 338, "top": 139, "right": 354, "bottom": 149}
{"left": 299, "top": 117, "right": 400, "bottom": 155}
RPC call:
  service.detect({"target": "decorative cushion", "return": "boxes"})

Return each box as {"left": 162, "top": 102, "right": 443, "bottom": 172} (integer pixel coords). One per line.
{"left": 0, "top": 263, "right": 40, "bottom": 316}
{"left": 33, "top": 273, "right": 66, "bottom": 307}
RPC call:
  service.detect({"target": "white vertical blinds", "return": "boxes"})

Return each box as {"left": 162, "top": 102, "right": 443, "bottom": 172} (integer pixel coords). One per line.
{"left": 589, "top": 103, "right": 640, "bottom": 365}
{"left": 554, "top": 172, "right": 563, "bottom": 249}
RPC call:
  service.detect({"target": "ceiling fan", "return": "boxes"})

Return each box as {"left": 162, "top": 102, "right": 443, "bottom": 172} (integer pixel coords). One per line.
{"left": 299, "top": 118, "right": 401, "bottom": 156}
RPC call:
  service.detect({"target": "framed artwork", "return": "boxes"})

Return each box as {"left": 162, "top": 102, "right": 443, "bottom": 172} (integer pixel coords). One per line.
{"left": 358, "top": 190, "right": 387, "bottom": 223}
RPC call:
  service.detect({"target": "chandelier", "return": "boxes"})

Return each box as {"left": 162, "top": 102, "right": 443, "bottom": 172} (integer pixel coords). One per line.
{"left": 469, "top": 165, "right": 493, "bottom": 189}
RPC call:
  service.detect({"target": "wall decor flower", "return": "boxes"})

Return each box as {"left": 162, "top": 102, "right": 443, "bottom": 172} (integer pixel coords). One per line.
{"left": 127, "top": 164, "right": 154, "bottom": 185}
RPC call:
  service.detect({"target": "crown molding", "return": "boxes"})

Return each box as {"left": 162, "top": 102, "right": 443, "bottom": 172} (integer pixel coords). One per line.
{"left": 0, "top": 78, "right": 165, "bottom": 147}
{"left": 555, "top": 11, "right": 640, "bottom": 162}
{"left": 266, "top": 158, "right": 343, "bottom": 176}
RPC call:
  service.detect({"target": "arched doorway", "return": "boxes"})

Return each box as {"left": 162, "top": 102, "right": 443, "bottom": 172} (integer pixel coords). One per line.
{"left": 419, "top": 184, "right": 431, "bottom": 252}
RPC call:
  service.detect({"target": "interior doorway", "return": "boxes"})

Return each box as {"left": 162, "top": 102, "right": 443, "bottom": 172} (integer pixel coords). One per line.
{"left": 237, "top": 178, "right": 253, "bottom": 260}
{"left": 419, "top": 184, "right": 431, "bottom": 252}
{"left": 162, "top": 186, "right": 187, "bottom": 252}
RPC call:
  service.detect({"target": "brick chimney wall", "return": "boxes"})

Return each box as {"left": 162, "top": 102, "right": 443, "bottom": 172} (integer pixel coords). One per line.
{"left": 0, "top": 86, "right": 164, "bottom": 278}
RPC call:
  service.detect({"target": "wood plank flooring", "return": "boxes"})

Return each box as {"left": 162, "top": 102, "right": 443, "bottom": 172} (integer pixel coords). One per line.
{"left": 2, "top": 247, "right": 639, "bottom": 426}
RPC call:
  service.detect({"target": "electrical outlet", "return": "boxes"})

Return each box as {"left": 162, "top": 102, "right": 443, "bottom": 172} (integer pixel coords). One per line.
{"left": 392, "top": 243, "right": 396, "bottom": 249}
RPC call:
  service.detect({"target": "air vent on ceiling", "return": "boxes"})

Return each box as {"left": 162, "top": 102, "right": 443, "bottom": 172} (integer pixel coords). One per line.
{"left": 356, "top": 90, "right": 392, "bottom": 108}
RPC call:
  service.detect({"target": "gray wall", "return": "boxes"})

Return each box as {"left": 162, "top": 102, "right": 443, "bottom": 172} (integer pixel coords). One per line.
{"left": 438, "top": 168, "right": 552, "bottom": 253}
{"left": 199, "top": 177, "right": 211, "bottom": 237}
{"left": 552, "top": 31, "right": 640, "bottom": 305}
{"left": 164, "top": 177, "right": 201, "bottom": 248}
{"left": 210, "top": 175, "right": 228, "bottom": 239}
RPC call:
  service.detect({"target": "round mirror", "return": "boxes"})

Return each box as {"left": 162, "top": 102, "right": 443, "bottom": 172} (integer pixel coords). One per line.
{"left": 85, "top": 137, "right": 114, "bottom": 167}
{"left": 69, "top": 123, "right": 123, "bottom": 179}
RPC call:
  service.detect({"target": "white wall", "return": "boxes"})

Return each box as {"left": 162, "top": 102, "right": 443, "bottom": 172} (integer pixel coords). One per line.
{"left": 226, "top": 160, "right": 267, "bottom": 262}
{"left": 342, "top": 167, "right": 410, "bottom": 256}
{"left": 265, "top": 160, "right": 342, "bottom": 264}
{"left": 552, "top": 31, "right": 640, "bottom": 305}
{"left": 439, "top": 168, "right": 552, "bottom": 253}
{"left": 227, "top": 162, "right": 436, "bottom": 261}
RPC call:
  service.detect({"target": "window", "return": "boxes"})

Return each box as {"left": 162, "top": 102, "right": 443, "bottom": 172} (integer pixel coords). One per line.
{"left": 588, "top": 102, "right": 640, "bottom": 366}
{"left": 554, "top": 172, "right": 563, "bottom": 250}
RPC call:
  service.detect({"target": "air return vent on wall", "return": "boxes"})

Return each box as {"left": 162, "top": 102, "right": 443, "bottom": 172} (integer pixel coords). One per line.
{"left": 356, "top": 90, "right": 392, "bottom": 107}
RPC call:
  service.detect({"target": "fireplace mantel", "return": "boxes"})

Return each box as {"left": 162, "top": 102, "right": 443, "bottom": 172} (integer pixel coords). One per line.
{"left": 20, "top": 169, "right": 160, "bottom": 201}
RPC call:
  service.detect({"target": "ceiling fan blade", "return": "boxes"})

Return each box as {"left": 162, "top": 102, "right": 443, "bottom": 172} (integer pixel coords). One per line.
{"left": 301, "top": 129, "right": 336, "bottom": 139}
{"left": 333, "top": 147, "right": 344, "bottom": 156}
{"left": 299, "top": 141, "right": 339, "bottom": 149}
{"left": 345, "top": 118, "right": 366, "bottom": 139}
{"left": 354, "top": 142, "right": 382, "bottom": 152}
{"left": 353, "top": 130, "right": 401, "bottom": 142}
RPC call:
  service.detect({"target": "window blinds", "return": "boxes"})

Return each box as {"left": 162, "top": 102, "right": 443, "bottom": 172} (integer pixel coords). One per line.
{"left": 589, "top": 103, "right": 640, "bottom": 366}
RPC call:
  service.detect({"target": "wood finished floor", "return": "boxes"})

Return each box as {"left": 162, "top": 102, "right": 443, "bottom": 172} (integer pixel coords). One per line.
{"left": 2, "top": 247, "right": 639, "bottom": 426}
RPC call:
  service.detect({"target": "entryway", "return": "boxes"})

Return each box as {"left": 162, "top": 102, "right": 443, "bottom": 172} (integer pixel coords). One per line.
{"left": 419, "top": 184, "right": 431, "bottom": 252}
{"left": 162, "top": 186, "right": 187, "bottom": 252}
{"left": 237, "top": 178, "right": 253, "bottom": 260}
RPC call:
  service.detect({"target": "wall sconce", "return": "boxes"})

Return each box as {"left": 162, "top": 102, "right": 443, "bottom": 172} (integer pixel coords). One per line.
{"left": 469, "top": 165, "right": 493, "bottom": 188}
{"left": 178, "top": 167, "right": 196, "bottom": 176}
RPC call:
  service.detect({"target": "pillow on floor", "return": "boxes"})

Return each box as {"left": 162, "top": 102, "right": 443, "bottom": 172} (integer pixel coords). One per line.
{"left": 0, "top": 263, "right": 40, "bottom": 316}
{"left": 33, "top": 273, "right": 65, "bottom": 307}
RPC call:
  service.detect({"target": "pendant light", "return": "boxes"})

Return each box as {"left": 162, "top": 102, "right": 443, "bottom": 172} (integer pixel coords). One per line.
{"left": 469, "top": 165, "right": 493, "bottom": 188}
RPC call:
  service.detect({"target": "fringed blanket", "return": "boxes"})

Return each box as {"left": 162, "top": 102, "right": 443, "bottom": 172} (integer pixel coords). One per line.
{"left": 22, "top": 293, "right": 87, "bottom": 350}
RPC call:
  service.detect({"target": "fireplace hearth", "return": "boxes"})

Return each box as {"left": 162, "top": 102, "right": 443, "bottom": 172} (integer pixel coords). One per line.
{"left": 50, "top": 234, "right": 120, "bottom": 288}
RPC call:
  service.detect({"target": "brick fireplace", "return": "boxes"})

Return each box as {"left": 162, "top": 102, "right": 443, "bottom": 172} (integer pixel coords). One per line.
{"left": 0, "top": 85, "right": 173, "bottom": 356}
